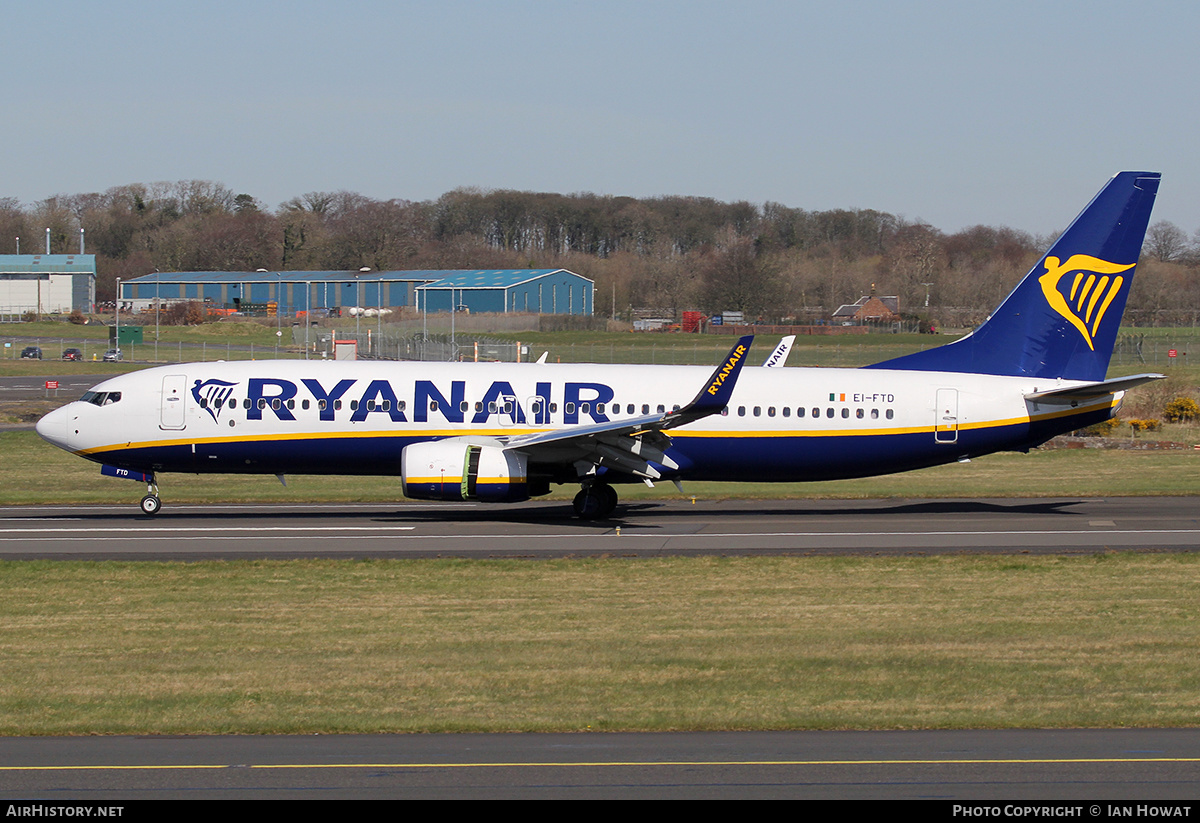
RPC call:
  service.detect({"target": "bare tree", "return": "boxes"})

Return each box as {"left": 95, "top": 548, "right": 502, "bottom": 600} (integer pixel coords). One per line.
{"left": 1144, "top": 220, "right": 1188, "bottom": 262}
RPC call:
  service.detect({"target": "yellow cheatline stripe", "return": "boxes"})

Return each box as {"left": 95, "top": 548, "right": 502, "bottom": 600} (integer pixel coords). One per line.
{"left": 406, "top": 477, "right": 526, "bottom": 485}
{"left": 76, "top": 401, "right": 1114, "bottom": 456}
{"left": 3, "top": 755, "right": 1199, "bottom": 772}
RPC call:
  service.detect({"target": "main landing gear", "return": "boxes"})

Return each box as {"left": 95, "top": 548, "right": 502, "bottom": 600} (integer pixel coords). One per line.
{"left": 573, "top": 483, "right": 618, "bottom": 520}
{"left": 139, "top": 476, "right": 161, "bottom": 516}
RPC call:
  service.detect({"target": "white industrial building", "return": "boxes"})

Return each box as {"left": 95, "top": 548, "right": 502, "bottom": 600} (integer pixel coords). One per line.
{"left": 0, "top": 255, "right": 96, "bottom": 315}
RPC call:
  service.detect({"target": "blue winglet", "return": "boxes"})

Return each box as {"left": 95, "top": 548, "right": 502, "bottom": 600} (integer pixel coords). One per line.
{"left": 686, "top": 334, "right": 754, "bottom": 414}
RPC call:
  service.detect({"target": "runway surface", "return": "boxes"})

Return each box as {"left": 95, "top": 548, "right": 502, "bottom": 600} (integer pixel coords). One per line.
{"left": 0, "top": 496, "right": 1197, "bottom": 560}
{"left": 3, "top": 729, "right": 1199, "bottom": 800}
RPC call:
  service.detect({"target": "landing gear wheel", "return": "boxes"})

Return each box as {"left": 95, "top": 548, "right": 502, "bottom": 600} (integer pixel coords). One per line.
{"left": 573, "top": 484, "right": 618, "bottom": 520}
{"left": 139, "top": 494, "right": 161, "bottom": 516}
{"left": 599, "top": 484, "right": 618, "bottom": 517}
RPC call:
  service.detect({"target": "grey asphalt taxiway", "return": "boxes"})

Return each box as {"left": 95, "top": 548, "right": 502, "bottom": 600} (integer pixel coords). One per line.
{"left": 3, "top": 729, "right": 1200, "bottom": 800}
{"left": 0, "top": 495, "right": 1197, "bottom": 560}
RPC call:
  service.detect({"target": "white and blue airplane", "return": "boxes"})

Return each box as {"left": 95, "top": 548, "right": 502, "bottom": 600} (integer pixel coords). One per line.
{"left": 36, "top": 172, "right": 1163, "bottom": 518}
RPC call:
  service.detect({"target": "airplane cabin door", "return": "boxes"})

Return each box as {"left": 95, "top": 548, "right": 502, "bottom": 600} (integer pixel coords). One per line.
{"left": 160, "top": 374, "right": 188, "bottom": 430}
{"left": 935, "top": 388, "right": 958, "bottom": 443}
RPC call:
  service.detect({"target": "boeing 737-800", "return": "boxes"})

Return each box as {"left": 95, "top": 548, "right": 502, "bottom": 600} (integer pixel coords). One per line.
{"left": 36, "top": 172, "right": 1163, "bottom": 518}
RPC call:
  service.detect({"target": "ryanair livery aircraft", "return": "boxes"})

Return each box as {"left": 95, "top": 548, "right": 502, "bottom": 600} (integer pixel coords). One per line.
{"left": 37, "top": 172, "right": 1163, "bottom": 518}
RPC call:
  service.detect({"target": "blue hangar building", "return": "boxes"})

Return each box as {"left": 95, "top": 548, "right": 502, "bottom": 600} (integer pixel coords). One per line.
{"left": 120, "top": 269, "right": 594, "bottom": 316}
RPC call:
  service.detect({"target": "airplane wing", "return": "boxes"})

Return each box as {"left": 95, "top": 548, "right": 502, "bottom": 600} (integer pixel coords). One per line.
{"left": 1024, "top": 373, "right": 1165, "bottom": 403}
{"left": 501, "top": 335, "right": 754, "bottom": 480}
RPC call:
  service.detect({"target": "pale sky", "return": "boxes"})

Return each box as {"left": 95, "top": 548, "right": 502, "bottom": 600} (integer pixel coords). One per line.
{"left": 5, "top": 0, "right": 1198, "bottom": 236}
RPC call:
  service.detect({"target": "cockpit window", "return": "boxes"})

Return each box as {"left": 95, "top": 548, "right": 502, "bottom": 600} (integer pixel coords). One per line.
{"left": 81, "top": 391, "right": 121, "bottom": 406}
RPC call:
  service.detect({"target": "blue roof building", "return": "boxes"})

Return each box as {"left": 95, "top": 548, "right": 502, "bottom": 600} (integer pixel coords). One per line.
{"left": 415, "top": 269, "right": 593, "bottom": 315}
{"left": 120, "top": 268, "right": 593, "bottom": 316}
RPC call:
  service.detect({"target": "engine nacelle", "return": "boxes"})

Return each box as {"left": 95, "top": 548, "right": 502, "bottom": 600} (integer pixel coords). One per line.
{"left": 401, "top": 439, "right": 530, "bottom": 503}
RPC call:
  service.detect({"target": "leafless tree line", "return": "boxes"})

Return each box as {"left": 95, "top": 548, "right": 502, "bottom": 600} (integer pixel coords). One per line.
{"left": 2, "top": 181, "right": 1197, "bottom": 326}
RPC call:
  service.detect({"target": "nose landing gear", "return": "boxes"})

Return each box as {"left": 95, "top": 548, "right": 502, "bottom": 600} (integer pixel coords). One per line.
{"left": 139, "top": 477, "right": 161, "bottom": 516}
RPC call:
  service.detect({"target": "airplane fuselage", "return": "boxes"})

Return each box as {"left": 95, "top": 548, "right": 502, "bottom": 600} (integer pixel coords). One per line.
{"left": 37, "top": 359, "right": 1117, "bottom": 485}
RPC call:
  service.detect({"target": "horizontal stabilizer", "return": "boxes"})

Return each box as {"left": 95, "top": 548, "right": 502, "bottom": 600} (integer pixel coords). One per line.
{"left": 1024, "top": 373, "right": 1165, "bottom": 403}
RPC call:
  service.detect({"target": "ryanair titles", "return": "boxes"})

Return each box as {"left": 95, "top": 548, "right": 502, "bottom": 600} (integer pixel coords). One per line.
{"left": 192, "top": 377, "right": 616, "bottom": 426}
{"left": 706, "top": 344, "right": 746, "bottom": 397}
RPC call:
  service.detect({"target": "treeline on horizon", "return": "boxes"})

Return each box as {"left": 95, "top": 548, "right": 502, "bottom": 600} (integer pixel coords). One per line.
{"left": 2, "top": 180, "right": 1197, "bottom": 326}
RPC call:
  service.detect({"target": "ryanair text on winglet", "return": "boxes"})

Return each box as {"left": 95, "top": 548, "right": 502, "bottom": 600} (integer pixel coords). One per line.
{"left": 706, "top": 344, "right": 746, "bottom": 396}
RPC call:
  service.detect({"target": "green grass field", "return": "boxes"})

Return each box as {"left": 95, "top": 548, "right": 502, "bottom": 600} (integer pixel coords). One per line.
{"left": 2, "top": 554, "right": 1199, "bottom": 734}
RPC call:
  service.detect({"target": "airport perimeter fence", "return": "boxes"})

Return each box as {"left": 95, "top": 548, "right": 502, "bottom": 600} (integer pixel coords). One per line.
{"left": 323, "top": 332, "right": 1200, "bottom": 369}
{"left": 6, "top": 329, "right": 1200, "bottom": 371}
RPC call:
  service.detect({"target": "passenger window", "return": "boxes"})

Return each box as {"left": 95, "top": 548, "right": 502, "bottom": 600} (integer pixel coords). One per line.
{"left": 738, "top": 406, "right": 746, "bottom": 417}
{"left": 244, "top": 399, "right": 252, "bottom": 409}
{"left": 430, "top": 401, "right": 438, "bottom": 412}
{"left": 334, "top": 400, "right": 342, "bottom": 411}
{"left": 475, "top": 401, "right": 484, "bottom": 412}
{"left": 825, "top": 408, "right": 834, "bottom": 419}
{"left": 841, "top": 408, "right": 849, "bottom": 419}
{"left": 565, "top": 402, "right": 575, "bottom": 415}
{"left": 797, "top": 407, "right": 805, "bottom": 418}
{"left": 580, "top": 402, "right": 590, "bottom": 414}
{"left": 258, "top": 399, "right": 267, "bottom": 410}
{"left": 856, "top": 408, "right": 864, "bottom": 419}
{"left": 318, "top": 399, "right": 327, "bottom": 411}
{"left": 596, "top": 403, "right": 605, "bottom": 414}
{"left": 782, "top": 407, "right": 790, "bottom": 418}
{"left": 271, "top": 398, "right": 281, "bottom": 411}
{"left": 657, "top": 405, "right": 665, "bottom": 414}
{"left": 627, "top": 404, "right": 635, "bottom": 414}
{"left": 753, "top": 406, "right": 761, "bottom": 417}
{"left": 349, "top": 400, "right": 358, "bottom": 411}
{"left": 382, "top": 400, "right": 391, "bottom": 411}
{"left": 886, "top": 409, "right": 894, "bottom": 419}
{"left": 767, "top": 406, "right": 776, "bottom": 417}
{"left": 301, "top": 399, "right": 309, "bottom": 410}
{"left": 460, "top": 401, "right": 469, "bottom": 413}
{"left": 871, "top": 409, "right": 879, "bottom": 419}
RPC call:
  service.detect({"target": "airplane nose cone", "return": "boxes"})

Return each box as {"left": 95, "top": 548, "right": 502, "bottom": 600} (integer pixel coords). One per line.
{"left": 35, "top": 406, "right": 73, "bottom": 451}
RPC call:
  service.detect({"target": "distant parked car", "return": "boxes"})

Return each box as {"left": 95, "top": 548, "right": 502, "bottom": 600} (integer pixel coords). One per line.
{"left": 20, "top": 346, "right": 42, "bottom": 360}
{"left": 102, "top": 348, "right": 122, "bottom": 362}
{"left": 62, "top": 348, "right": 82, "bottom": 361}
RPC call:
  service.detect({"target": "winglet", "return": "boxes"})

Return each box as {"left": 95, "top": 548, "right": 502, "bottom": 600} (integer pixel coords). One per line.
{"left": 763, "top": 335, "right": 795, "bottom": 367}
{"left": 658, "top": 335, "right": 753, "bottom": 428}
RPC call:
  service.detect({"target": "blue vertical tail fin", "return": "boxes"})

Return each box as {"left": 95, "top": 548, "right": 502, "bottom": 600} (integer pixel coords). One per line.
{"left": 867, "top": 171, "right": 1160, "bottom": 381}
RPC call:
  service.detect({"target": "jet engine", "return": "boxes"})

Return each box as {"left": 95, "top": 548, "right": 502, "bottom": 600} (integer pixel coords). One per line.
{"left": 401, "top": 439, "right": 530, "bottom": 502}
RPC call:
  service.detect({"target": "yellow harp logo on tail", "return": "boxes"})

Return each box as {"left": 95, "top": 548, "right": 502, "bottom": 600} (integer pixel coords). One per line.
{"left": 1038, "top": 255, "right": 1134, "bottom": 351}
